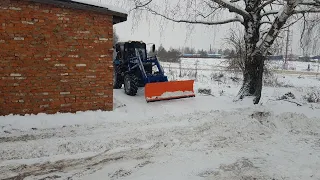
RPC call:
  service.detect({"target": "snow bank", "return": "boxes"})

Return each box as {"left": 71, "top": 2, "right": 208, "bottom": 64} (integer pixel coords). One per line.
{"left": 71, "top": 0, "right": 127, "bottom": 14}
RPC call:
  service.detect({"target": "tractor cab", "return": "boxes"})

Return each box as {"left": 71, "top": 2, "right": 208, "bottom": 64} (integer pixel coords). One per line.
{"left": 114, "top": 41, "right": 148, "bottom": 63}
{"left": 113, "top": 41, "right": 153, "bottom": 89}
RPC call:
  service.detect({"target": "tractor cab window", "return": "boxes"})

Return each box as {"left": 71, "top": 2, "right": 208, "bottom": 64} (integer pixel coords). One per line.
{"left": 125, "top": 42, "right": 147, "bottom": 61}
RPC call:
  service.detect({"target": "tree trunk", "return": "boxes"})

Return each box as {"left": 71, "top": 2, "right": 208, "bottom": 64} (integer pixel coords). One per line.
{"left": 237, "top": 54, "right": 264, "bottom": 104}
{"left": 237, "top": 7, "right": 264, "bottom": 104}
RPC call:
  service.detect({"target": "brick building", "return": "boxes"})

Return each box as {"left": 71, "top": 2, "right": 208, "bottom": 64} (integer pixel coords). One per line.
{"left": 0, "top": 0, "right": 127, "bottom": 116}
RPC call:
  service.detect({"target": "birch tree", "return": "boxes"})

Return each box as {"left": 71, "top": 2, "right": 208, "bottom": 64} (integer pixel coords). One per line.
{"left": 130, "top": 0, "right": 320, "bottom": 104}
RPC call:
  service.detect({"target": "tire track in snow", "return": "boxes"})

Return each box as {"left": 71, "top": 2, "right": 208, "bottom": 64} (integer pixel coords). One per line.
{"left": 1, "top": 143, "right": 160, "bottom": 180}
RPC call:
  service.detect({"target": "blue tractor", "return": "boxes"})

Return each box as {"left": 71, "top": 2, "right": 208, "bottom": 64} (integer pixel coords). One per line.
{"left": 113, "top": 41, "right": 195, "bottom": 102}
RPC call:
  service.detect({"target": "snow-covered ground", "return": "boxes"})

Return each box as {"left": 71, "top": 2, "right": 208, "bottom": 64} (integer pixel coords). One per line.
{"left": 1, "top": 58, "right": 320, "bottom": 180}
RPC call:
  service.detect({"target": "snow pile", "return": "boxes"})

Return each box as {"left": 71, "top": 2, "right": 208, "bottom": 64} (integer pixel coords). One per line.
{"left": 71, "top": 0, "right": 127, "bottom": 14}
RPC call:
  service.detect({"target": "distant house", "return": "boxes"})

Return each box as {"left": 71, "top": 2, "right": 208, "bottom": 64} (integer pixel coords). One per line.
{"left": 0, "top": 0, "right": 127, "bottom": 116}
{"left": 266, "top": 55, "right": 284, "bottom": 61}
{"left": 207, "top": 54, "right": 222, "bottom": 59}
{"left": 181, "top": 53, "right": 222, "bottom": 59}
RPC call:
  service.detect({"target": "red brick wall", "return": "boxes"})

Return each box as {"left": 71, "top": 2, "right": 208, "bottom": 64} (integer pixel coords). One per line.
{"left": 0, "top": 0, "right": 114, "bottom": 116}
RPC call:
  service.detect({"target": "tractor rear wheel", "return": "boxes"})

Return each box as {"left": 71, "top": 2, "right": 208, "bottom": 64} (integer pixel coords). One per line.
{"left": 124, "top": 74, "right": 138, "bottom": 96}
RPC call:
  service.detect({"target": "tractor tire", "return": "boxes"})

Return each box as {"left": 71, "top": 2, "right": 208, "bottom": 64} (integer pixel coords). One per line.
{"left": 113, "top": 70, "right": 123, "bottom": 89}
{"left": 124, "top": 74, "right": 138, "bottom": 96}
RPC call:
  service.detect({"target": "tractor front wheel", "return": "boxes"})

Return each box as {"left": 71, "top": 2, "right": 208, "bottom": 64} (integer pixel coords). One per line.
{"left": 124, "top": 74, "right": 138, "bottom": 96}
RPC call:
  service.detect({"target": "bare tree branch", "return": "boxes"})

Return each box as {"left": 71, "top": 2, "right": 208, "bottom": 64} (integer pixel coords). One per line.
{"left": 139, "top": 7, "right": 243, "bottom": 25}
{"left": 130, "top": 0, "right": 153, "bottom": 12}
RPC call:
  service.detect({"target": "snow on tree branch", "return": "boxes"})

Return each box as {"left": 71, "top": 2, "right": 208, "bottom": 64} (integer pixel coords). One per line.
{"left": 301, "top": 0, "right": 320, "bottom": 5}
{"left": 258, "top": 0, "right": 277, "bottom": 10}
{"left": 211, "top": 0, "right": 250, "bottom": 18}
{"left": 260, "top": 20, "right": 273, "bottom": 25}
{"left": 261, "top": 1, "right": 320, "bottom": 17}
{"left": 261, "top": 10, "right": 280, "bottom": 17}
{"left": 294, "top": 8, "right": 320, "bottom": 13}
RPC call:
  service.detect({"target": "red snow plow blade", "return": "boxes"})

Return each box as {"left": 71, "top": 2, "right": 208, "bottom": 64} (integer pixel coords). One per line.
{"left": 145, "top": 80, "right": 195, "bottom": 102}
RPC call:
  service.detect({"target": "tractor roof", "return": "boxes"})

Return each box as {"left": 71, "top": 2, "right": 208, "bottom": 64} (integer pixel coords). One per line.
{"left": 116, "top": 41, "right": 146, "bottom": 45}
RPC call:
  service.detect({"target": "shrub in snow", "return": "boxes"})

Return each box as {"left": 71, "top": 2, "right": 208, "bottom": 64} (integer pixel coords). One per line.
{"left": 277, "top": 92, "right": 296, "bottom": 100}
{"left": 198, "top": 88, "right": 212, "bottom": 95}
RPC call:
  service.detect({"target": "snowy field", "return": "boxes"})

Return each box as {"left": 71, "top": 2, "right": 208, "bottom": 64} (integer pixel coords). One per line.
{"left": 1, "top": 58, "right": 320, "bottom": 180}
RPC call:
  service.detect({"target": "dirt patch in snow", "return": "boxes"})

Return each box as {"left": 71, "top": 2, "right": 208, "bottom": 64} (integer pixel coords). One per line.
{"left": 0, "top": 133, "right": 58, "bottom": 143}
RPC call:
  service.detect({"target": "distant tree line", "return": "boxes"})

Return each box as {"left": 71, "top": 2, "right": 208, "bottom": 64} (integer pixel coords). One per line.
{"left": 155, "top": 45, "right": 238, "bottom": 63}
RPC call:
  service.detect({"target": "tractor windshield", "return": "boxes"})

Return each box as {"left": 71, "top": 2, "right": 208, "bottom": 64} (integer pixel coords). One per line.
{"left": 126, "top": 42, "right": 147, "bottom": 60}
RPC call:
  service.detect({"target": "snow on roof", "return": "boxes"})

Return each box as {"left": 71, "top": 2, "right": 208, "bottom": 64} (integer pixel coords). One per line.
{"left": 71, "top": 0, "right": 127, "bottom": 14}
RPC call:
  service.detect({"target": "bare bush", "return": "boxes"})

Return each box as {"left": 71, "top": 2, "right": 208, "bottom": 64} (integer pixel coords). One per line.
{"left": 224, "top": 29, "right": 275, "bottom": 78}
{"left": 224, "top": 29, "right": 245, "bottom": 73}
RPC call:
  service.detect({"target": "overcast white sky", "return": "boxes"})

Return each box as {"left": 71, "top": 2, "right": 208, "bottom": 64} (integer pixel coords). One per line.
{"left": 107, "top": 0, "right": 310, "bottom": 55}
